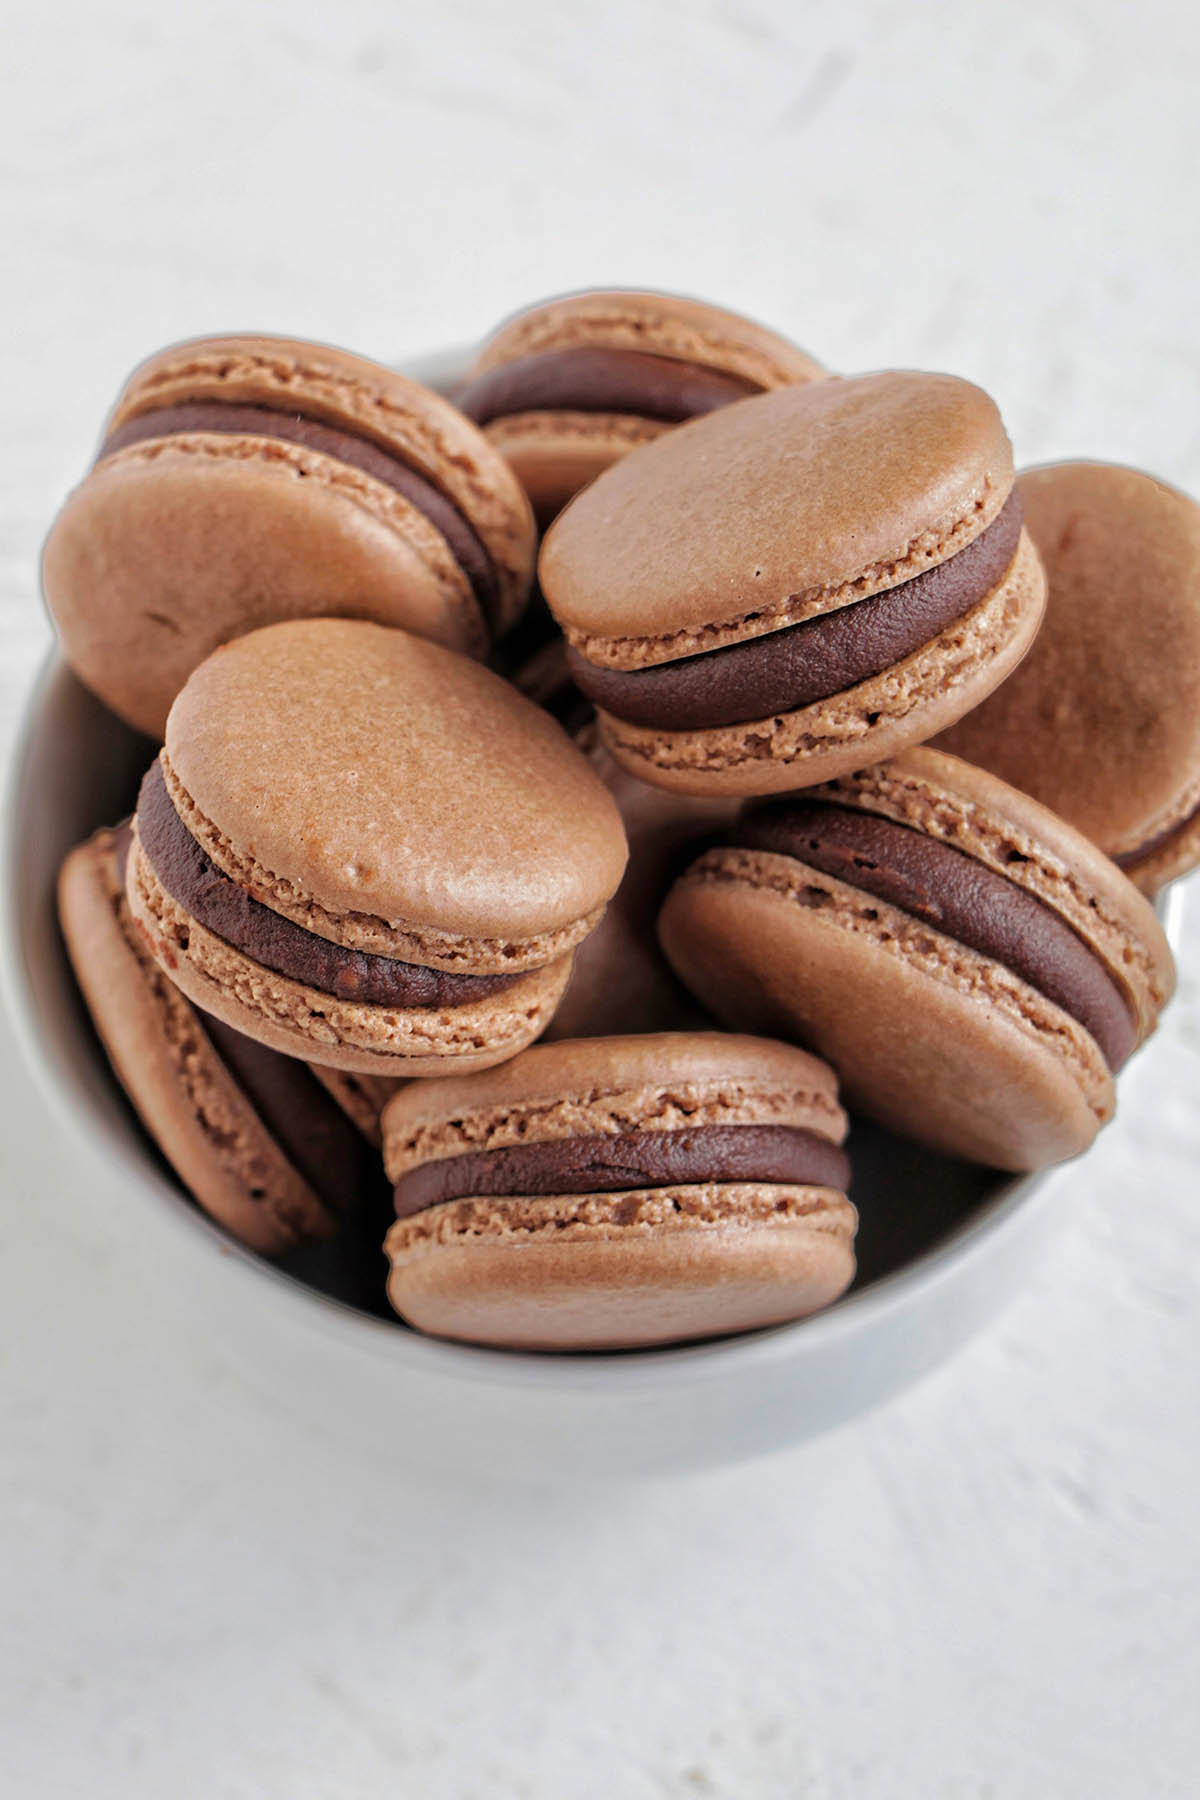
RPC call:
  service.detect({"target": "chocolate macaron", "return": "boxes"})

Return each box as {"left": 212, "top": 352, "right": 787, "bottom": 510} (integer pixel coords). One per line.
{"left": 59, "top": 823, "right": 385, "bottom": 1253}
{"left": 42, "top": 334, "right": 537, "bottom": 737}
{"left": 934, "top": 462, "right": 1200, "bottom": 894}
{"left": 457, "top": 290, "right": 824, "bottom": 525}
{"left": 659, "top": 750, "right": 1174, "bottom": 1171}
{"left": 540, "top": 372, "right": 1047, "bottom": 797}
{"left": 381, "top": 1033, "right": 855, "bottom": 1350}
{"left": 125, "top": 620, "right": 628, "bottom": 1077}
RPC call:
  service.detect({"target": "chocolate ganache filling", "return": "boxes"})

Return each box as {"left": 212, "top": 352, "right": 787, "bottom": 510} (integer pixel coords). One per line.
{"left": 101, "top": 401, "right": 501, "bottom": 631}
{"left": 734, "top": 801, "right": 1136, "bottom": 1070}
{"left": 456, "top": 347, "right": 759, "bottom": 428}
{"left": 392, "top": 1123, "right": 850, "bottom": 1218}
{"left": 567, "top": 489, "right": 1024, "bottom": 731}
{"left": 111, "top": 823, "right": 373, "bottom": 1214}
{"left": 136, "top": 760, "right": 520, "bottom": 1009}
{"left": 201, "top": 1014, "right": 374, "bottom": 1215}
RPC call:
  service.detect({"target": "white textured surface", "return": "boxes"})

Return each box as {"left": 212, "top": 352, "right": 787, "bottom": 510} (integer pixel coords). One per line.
{"left": 3, "top": 3, "right": 1199, "bottom": 1794}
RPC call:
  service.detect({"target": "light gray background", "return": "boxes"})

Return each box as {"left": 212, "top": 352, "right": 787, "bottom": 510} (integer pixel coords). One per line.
{"left": 3, "top": 3, "right": 1198, "bottom": 1795}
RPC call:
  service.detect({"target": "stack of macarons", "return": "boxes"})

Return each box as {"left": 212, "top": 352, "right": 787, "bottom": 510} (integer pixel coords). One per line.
{"left": 43, "top": 289, "right": 1195, "bottom": 1355}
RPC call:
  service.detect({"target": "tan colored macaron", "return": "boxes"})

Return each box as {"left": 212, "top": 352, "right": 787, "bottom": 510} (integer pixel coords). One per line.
{"left": 659, "top": 750, "right": 1174, "bottom": 1171}
{"left": 539, "top": 371, "right": 1047, "bottom": 797}
{"left": 934, "top": 461, "right": 1200, "bottom": 894}
{"left": 381, "top": 1033, "right": 856, "bottom": 1351}
{"left": 58, "top": 822, "right": 391, "bottom": 1254}
{"left": 42, "top": 333, "right": 537, "bottom": 738}
{"left": 456, "top": 289, "right": 824, "bottom": 525}
{"left": 125, "top": 620, "right": 628, "bottom": 1078}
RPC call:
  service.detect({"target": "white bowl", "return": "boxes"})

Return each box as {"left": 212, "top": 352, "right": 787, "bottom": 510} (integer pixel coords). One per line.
{"left": 13, "top": 656, "right": 1173, "bottom": 1480}
{"left": 6, "top": 348, "right": 1182, "bottom": 1477}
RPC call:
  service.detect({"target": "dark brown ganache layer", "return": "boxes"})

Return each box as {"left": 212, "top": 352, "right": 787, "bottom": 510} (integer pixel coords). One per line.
{"left": 567, "top": 489, "right": 1024, "bottom": 731}
{"left": 456, "top": 346, "right": 759, "bottom": 428}
{"left": 392, "top": 1124, "right": 850, "bottom": 1218}
{"left": 734, "top": 801, "right": 1136, "bottom": 1070}
{"left": 101, "top": 400, "right": 501, "bottom": 631}
{"left": 136, "top": 759, "right": 520, "bottom": 1009}
{"left": 201, "top": 1014, "right": 375, "bottom": 1217}
{"left": 110, "top": 823, "right": 373, "bottom": 1218}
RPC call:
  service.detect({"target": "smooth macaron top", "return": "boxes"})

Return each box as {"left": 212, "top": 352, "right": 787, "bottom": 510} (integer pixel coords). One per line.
{"left": 382, "top": 1031, "right": 847, "bottom": 1181}
{"left": 934, "top": 461, "right": 1200, "bottom": 863}
{"left": 105, "top": 333, "right": 537, "bottom": 635}
{"left": 539, "top": 371, "right": 1015, "bottom": 668}
{"left": 162, "top": 619, "right": 628, "bottom": 952}
{"left": 465, "top": 289, "right": 824, "bottom": 394}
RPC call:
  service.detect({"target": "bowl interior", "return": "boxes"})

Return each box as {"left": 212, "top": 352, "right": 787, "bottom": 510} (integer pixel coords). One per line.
{"left": 7, "top": 347, "right": 1184, "bottom": 1470}
{"left": 7, "top": 658, "right": 1023, "bottom": 1345}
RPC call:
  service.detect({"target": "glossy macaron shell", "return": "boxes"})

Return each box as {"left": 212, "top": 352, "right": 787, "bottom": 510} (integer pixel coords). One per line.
{"left": 658, "top": 750, "right": 1174, "bottom": 1171}
{"left": 934, "top": 461, "right": 1200, "bottom": 893}
{"left": 126, "top": 620, "right": 628, "bottom": 1076}
{"left": 58, "top": 824, "right": 374, "bottom": 1254}
{"left": 458, "top": 290, "right": 825, "bottom": 524}
{"left": 381, "top": 1032, "right": 856, "bottom": 1350}
{"left": 42, "top": 333, "right": 537, "bottom": 738}
{"left": 539, "top": 372, "right": 1045, "bottom": 796}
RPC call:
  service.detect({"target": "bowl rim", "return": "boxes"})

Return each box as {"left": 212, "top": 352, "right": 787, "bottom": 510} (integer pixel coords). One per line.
{"left": 0, "top": 646, "right": 1099, "bottom": 1397}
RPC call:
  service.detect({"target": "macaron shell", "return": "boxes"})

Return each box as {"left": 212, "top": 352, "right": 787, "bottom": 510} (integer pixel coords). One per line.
{"left": 482, "top": 410, "right": 670, "bottom": 528}
{"left": 1120, "top": 805, "right": 1200, "bottom": 896}
{"left": 933, "top": 462, "right": 1200, "bottom": 864}
{"left": 539, "top": 372, "right": 1014, "bottom": 667}
{"left": 44, "top": 439, "right": 486, "bottom": 740}
{"left": 658, "top": 855, "right": 1112, "bottom": 1171}
{"left": 384, "top": 1184, "right": 856, "bottom": 1350}
{"left": 126, "top": 832, "right": 572, "bottom": 1077}
{"left": 468, "top": 290, "right": 824, "bottom": 391}
{"left": 381, "top": 1030, "right": 846, "bottom": 1178}
{"left": 58, "top": 831, "right": 337, "bottom": 1253}
{"left": 111, "top": 334, "right": 537, "bottom": 633}
{"left": 819, "top": 747, "right": 1174, "bottom": 1040}
{"left": 594, "top": 528, "right": 1046, "bottom": 796}
{"left": 163, "top": 620, "right": 628, "bottom": 952}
